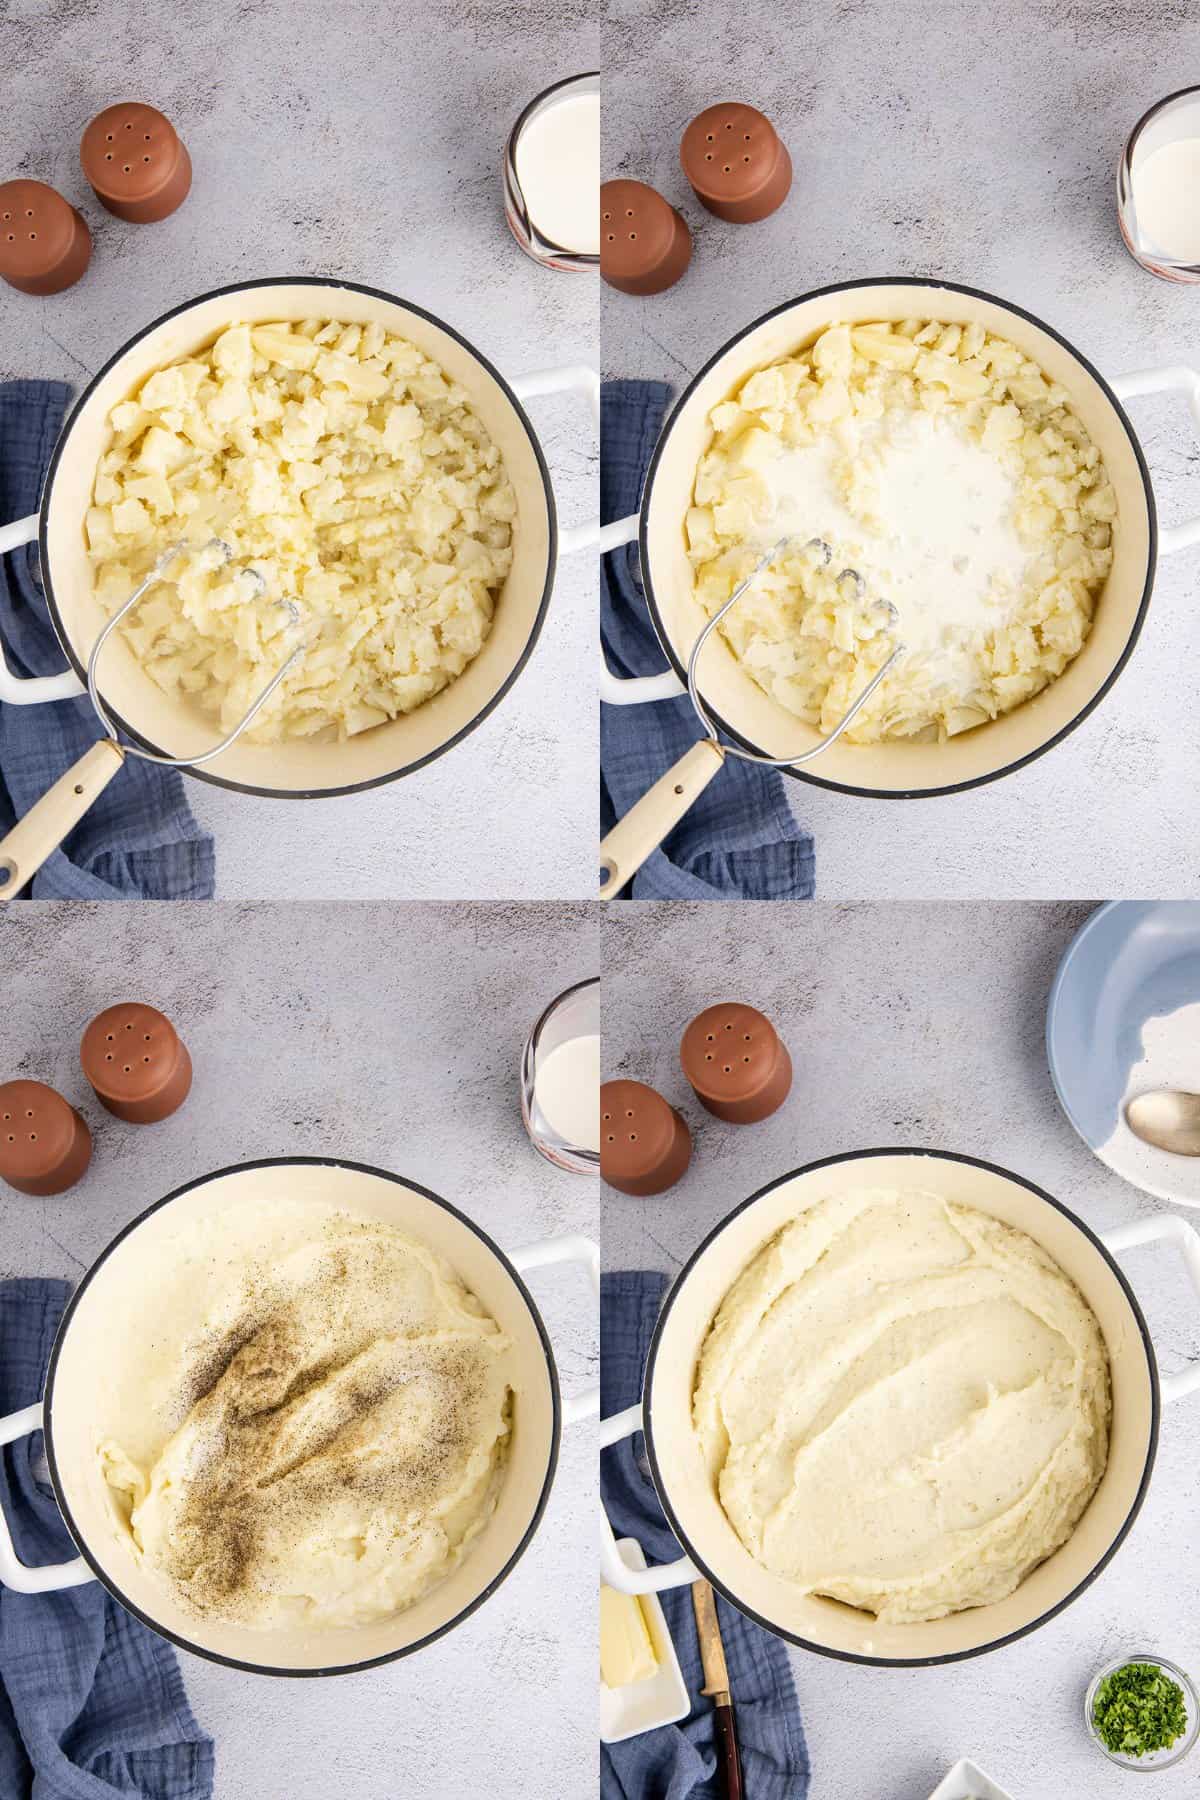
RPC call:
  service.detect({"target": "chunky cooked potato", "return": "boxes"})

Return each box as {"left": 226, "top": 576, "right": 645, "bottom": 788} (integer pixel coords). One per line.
{"left": 86, "top": 320, "right": 516, "bottom": 744}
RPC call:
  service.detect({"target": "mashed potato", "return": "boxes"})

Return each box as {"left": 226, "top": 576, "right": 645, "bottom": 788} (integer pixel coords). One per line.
{"left": 85, "top": 320, "right": 517, "bottom": 743}
{"left": 98, "top": 1205, "right": 512, "bottom": 1630}
{"left": 693, "top": 1188, "right": 1111, "bottom": 1625}
{"left": 687, "top": 319, "right": 1117, "bottom": 742}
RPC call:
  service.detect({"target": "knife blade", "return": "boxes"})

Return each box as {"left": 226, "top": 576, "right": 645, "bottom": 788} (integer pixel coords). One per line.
{"left": 691, "top": 1578, "right": 743, "bottom": 1800}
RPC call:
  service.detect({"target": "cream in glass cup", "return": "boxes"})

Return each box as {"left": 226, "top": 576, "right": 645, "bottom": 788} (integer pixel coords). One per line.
{"left": 1118, "top": 85, "right": 1200, "bottom": 282}
{"left": 521, "top": 977, "right": 599, "bottom": 1173}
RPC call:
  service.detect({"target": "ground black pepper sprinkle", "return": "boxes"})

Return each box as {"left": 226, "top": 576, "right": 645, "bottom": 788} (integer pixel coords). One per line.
{"left": 131, "top": 1224, "right": 511, "bottom": 1624}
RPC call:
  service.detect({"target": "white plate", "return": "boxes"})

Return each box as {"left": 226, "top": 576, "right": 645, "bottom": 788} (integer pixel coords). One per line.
{"left": 599, "top": 1538, "right": 691, "bottom": 1746}
{"left": 927, "top": 1758, "right": 1016, "bottom": 1800}
{"left": 1047, "top": 901, "right": 1200, "bottom": 1205}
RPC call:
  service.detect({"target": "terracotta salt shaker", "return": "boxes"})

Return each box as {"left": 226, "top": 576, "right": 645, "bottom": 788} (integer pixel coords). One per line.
{"left": 0, "top": 1080, "right": 92, "bottom": 1196}
{"left": 81, "top": 1003, "right": 192, "bottom": 1124}
{"left": 680, "top": 102, "right": 792, "bottom": 223}
{"left": 600, "top": 179, "right": 692, "bottom": 295}
{"left": 680, "top": 1003, "right": 792, "bottom": 1124}
{"left": 80, "top": 103, "right": 191, "bottom": 222}
{"left": 0, "top": 180, "right": 91, "bottom": 295}
{"left": 601, "top": 1079, "right": 692, "bottom": 1196}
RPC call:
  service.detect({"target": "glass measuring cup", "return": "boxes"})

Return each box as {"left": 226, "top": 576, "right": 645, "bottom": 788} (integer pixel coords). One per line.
{"left": 1118, "top": 85, "right": 1200, "bottom": 283}
{"left": 504, "top": 72, "right": 600, "bottom": 272}
{"left": 521, "top": 977, "right": 599, "bottom": 1174}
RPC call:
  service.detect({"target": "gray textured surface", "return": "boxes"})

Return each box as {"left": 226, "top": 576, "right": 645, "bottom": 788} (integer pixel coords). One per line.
{"left": 604, "top": 0, "right": 1200, "bottom": 898}
{"left": 0, "top": 0, "right": 597, "bottom": 901}
{"left": 601, "top": 900, "right": 1200, "bottom": 1799}
{"left": 0, "top": 900, "right": 598, "bottom": 1800}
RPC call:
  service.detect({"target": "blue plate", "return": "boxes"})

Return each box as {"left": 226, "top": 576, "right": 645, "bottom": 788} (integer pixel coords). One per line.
{"left": 1047, "top": 901, "right": 1200, "bottom": 1204}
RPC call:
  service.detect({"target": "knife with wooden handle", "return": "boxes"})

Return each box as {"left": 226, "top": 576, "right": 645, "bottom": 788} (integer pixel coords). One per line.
{"left": 691, "top": 1578, "right": 743, "bottom": 1800}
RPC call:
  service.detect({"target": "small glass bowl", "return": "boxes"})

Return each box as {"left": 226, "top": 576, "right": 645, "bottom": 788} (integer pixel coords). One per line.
{"left": 1085, "top": 1653, "right": 1200, "bottom": 1770}
{"left": 1117, "top": 85, "right": 1200, "bottom": 283}
{"left": 520, "top": 976, "right": 599, "bottom": 1174}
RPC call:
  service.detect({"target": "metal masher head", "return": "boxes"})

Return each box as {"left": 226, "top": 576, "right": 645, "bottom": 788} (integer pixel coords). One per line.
{"left": 86, "top": 537, "right": 309, "bottom": 769}
{"left": 685, "top": 534, "right": 906, "bottom": 768}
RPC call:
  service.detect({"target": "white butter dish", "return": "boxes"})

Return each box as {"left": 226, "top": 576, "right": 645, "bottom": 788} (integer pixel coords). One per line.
{"left": 927, "top": 1758, "right": 1016, "bottom": 1800}
{"left": 600, "top": 1538, "right": 691, "bottom": 1745}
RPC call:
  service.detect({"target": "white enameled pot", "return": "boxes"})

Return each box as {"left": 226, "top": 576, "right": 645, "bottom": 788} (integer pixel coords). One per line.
{"left": 599, "top": 279, "right": 1200, "bottom": 844}
{"left": 600, "top": 1148, "right": 1200, "bottom": 1668}
{"left": 0, "top": 277, "right": 598, "bottom": 897}
{"left": 0, "top": 1157, "right": 598, "bottom": 1677}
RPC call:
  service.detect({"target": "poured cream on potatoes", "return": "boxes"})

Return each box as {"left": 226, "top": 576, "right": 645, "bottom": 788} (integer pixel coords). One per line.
{"left": 686, "top": 320, "right": 1117, "bottom": 742}
{"left": 85, "top": 321, "right": 516, "bottom": 743}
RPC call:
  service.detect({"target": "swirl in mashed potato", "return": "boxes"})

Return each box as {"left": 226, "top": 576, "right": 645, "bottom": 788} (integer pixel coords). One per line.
{"left": 693, "top": 1188, "right": 1111, "bottom": 1625}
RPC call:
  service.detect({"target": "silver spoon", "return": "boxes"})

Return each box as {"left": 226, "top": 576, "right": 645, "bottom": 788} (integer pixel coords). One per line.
{"left": 1125, "top": 1089, "right": 1200, "bottom": 1156}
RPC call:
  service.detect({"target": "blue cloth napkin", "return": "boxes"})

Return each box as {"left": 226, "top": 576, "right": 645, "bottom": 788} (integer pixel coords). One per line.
{"left": 600, "top": 380, "right": 815, "bottom": 900}
{"left": 0, "top": 381, "right": 215, "bottom": 900}
{"left": 601, "top": 1271, "right": 810, "bottom": 1800}
{"left": 0, "top": 1278, "right": 214, "bottom": 1800}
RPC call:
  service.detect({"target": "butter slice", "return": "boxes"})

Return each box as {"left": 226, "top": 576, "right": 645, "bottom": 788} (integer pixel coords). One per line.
{"left": 600, "top": 1584, "right": 658, "bottom": 1688}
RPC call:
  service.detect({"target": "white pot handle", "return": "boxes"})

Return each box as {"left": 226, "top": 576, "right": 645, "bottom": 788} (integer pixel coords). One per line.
{"left": 1110, "top": 366, "right": 1200, "bottom": 557}
{"left": 508, "top": 1232, "right": 599, "bottom": 1426}
{"left": 1102, "top": 1213, "right": 1200, "bottom": 1403}
{"left": 510, "top": 366, "right": 601, "bottom": 557}
{"left": 0, "top": 513, "right": 87, "bottom": 707}
{"left": 0, "top": 1402, "right": 94, "bottom": 1592}
{"left": 598, "top": 1402, "right": 697, "bottom": 1595}
{"left": 599, "top": 511, "right": 687, "bottom": 708}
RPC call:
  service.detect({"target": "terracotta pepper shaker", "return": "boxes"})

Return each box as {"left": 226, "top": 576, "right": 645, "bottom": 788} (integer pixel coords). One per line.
{"left": 0, "top": 1080, "right": 92, "bottom": 1196}
{"left": 81, "top": 1002, "right": 192, "bottom": 1124}
{"left": 680, "top": 103, "right": 792, "bottom": 223}
{"left": 0, "top": 180, "right": 92, "bottom": 295}
{"left": 601, "top": 1079, "right": 692, "bottom": 1196}
{"left": 80, "top": 102, "right": 191, "bottom": 223}
{"left": 680, "top": 1003, "right": 792, "bottom": 1124}
{"left": 601, "top": 179, "right": 692, "bottom": 296}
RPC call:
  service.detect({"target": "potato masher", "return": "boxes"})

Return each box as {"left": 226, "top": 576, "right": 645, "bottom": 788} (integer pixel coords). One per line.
{"left": 0, "top": 538, "right": 308, "bottom": 900}
{"left": 598, "top": 534, "right": 905, "bottom": 898}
